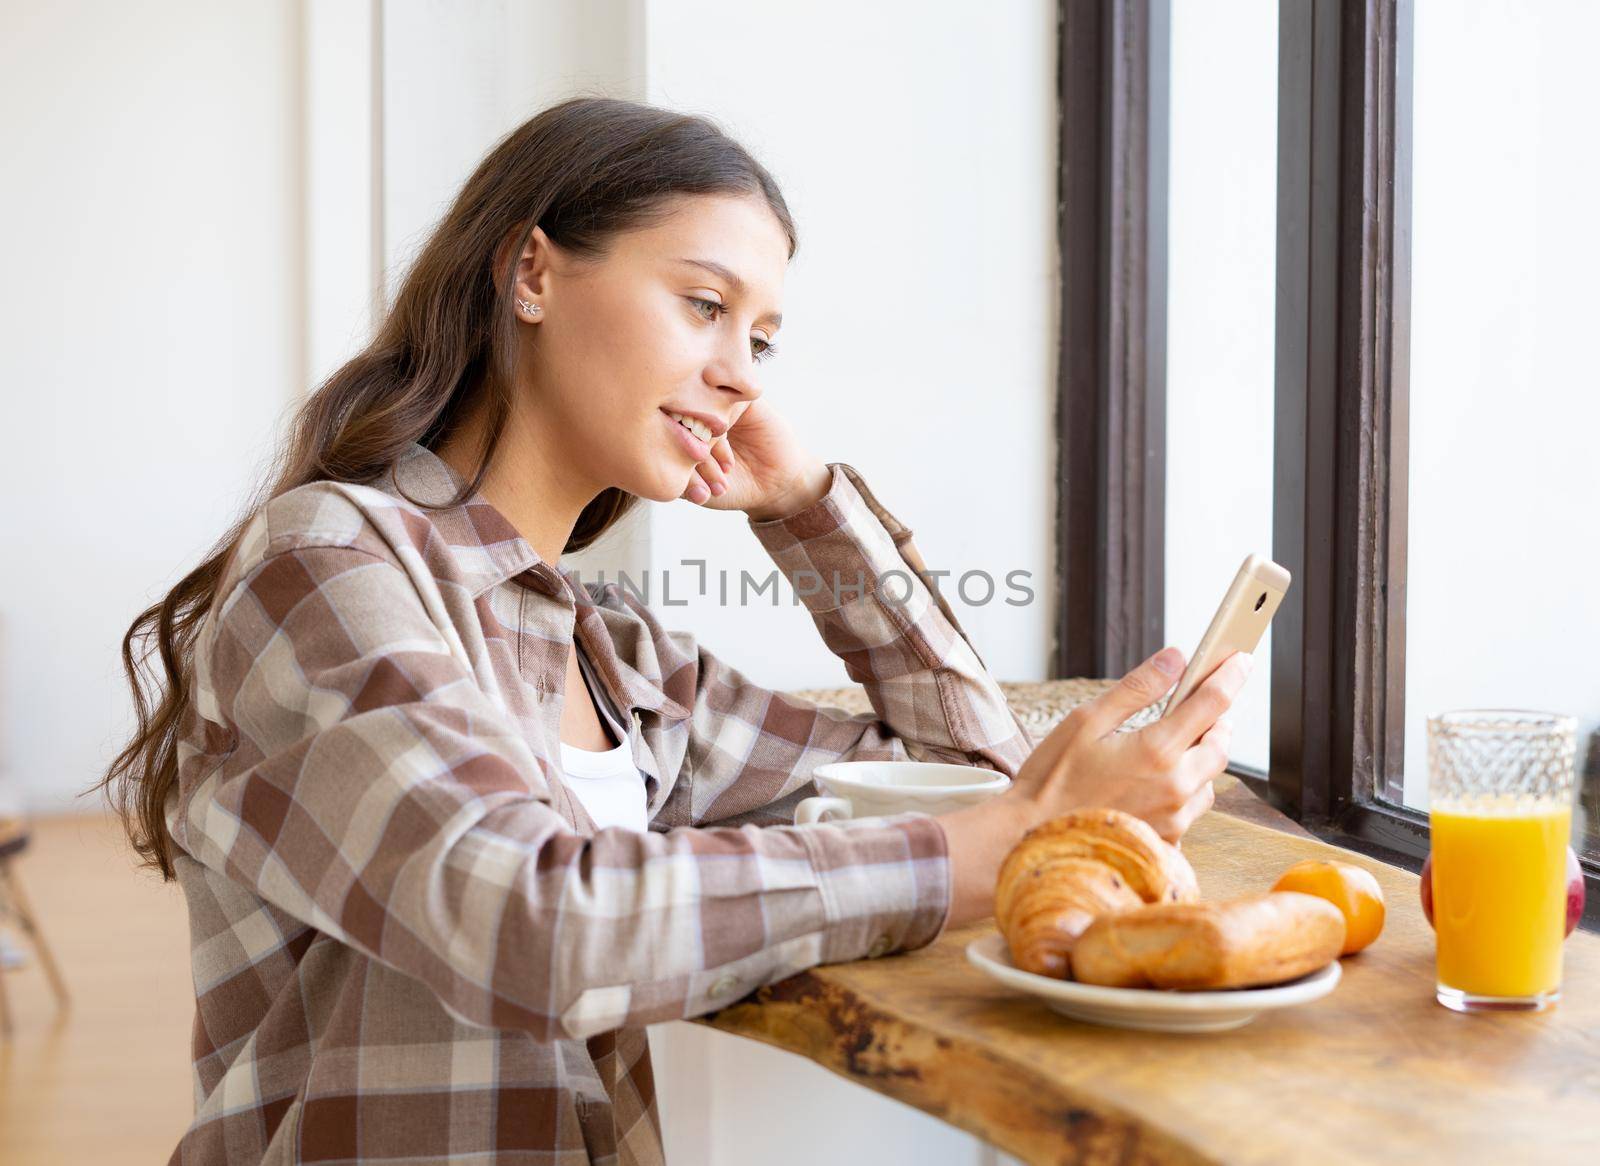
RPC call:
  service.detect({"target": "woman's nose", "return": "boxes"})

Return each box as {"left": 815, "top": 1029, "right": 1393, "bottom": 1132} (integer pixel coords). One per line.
{"left": 710, "top": 346, "right": 764, "bottom": 402}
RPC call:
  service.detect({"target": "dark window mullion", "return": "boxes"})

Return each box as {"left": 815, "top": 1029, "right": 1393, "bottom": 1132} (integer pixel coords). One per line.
{"left": 1056, "top": 0, "right": 1168, "bottom": 682}
{"left": 1271, "top": 0, "right": 1343, "bottom": 827}
{"left": 1275, "top": 0, "right": 1419, "bottom": 845}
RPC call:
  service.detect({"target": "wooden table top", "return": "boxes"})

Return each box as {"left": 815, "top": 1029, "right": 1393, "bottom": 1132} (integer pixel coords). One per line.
{"left": 697, "top": 778, "right": 1600, "bottom": 1165}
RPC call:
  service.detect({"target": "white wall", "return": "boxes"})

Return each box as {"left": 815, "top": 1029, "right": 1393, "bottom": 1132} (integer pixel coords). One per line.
{"left": 1164, "top": 0, "right": 1279, "bottom": 772}
{"left": 1403, "top": 0, "right": 1600, "bottom": 811}
{"left": 639, "top": 1, "right": 1059, "bottom": 693}
{"left": 0, "top": 0, "right": 303, "bottom": 817}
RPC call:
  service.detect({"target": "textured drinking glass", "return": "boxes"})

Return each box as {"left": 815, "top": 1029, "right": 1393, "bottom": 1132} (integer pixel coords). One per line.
{"left": 1427, "top": 710, "right": 1577, "bottom": 1012}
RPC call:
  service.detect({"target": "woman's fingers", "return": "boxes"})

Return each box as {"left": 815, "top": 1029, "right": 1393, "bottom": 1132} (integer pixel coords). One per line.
{"left": 1145, "top": 651, "right": 1252, "bottom": 756}
{"left": 681, "top": 457, "right": 730, "bottom": 505}
{"left": 704, "top": 461, "right": 728, "bottom": 496}
{"left": 1169, "top": 778, "right": 1217, "bottom": 846}
{"left": 681, "top": 467, "right": 712, "bottom": 504}
{"left": 1076, "top": 647, "right": 1185, "bottom": 738}
{"left": 1154, "top": 719, "right": 1231, "bottom": 847}
{"left": 712, "top": 436, "right": 735, "bottom": 477}
{"left": 697, "top": 449, "right": 730, "bottom": 498}
{"left": 1178, "top": 716, "right": 1233, "bottom": 798}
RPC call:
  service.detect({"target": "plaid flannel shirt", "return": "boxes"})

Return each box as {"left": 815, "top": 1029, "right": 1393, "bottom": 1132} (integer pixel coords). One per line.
{"left": 163, "top": 441, "right": 1031, "bottom": 1164}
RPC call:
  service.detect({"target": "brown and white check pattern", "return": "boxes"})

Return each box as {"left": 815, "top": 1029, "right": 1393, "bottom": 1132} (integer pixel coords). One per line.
{"left": 162, "top": 442, "right": 1032, "bottom": 1164}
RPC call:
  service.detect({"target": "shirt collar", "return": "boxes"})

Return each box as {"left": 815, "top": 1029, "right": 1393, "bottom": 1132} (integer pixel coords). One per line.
{"left": 375, "top": 441, "right": 555, "bottom": 598}
{"left": 376, "top": 443, "right": 690, "bottom": 720}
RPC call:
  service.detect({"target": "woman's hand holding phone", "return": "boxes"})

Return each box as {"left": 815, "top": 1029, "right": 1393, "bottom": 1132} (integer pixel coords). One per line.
{"left": 1003, "top": 552, "right": 1284, "bottom": 844}
{"left": 1007, "top": 646, "right": 1250, "bottom": 844}
{"left": 942, "top": 554, "right": 1284, "bottom": 927}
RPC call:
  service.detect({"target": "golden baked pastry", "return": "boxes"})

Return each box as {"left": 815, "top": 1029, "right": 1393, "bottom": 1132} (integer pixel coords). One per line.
{"left": 995, "top": 809, "right": 1201, "bottom": 979}
{"left": 1070, "top": 890, "right": 1346, "bottom": 990}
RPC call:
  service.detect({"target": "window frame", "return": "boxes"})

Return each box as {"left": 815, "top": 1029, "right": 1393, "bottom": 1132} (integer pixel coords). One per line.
{"left": 1272, "top": 0, "right": 1598, "bottom": 926}
{"left": 1054, "top": 0, "right": 1170, "bottom": 682}
{"left": 1057, "top": 0, "right": 1598, "bottom": 929}
{"left": 1271, "top": 0, "right": 1418, "bottom": 851}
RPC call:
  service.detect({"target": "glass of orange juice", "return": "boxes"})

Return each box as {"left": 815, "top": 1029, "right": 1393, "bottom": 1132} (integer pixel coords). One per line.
{"left": 1427, "top": 709, "right": 1577, "bottom": 1012}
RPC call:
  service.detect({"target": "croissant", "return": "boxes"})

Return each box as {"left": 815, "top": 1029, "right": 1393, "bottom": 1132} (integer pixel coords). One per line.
{"left": 995, "top": 809, "right": 1200, "bottom": 979}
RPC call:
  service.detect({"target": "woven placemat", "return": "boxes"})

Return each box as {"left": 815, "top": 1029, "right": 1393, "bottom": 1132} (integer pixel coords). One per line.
{"left": 789, "top": 678, "right": 1165, "bottom": 741}
{"left": 793, "top": 677, "right": 1308, "bottom": 834}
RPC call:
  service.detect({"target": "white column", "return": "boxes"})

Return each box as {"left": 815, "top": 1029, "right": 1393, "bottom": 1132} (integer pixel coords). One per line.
{"left": 302, "top": 0, "right": 385, "bottom": 389}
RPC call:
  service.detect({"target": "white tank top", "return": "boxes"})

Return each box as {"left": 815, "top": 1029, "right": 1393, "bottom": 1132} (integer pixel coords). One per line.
{"left": 561, "top": 645, "right": 650, "bottom": 833}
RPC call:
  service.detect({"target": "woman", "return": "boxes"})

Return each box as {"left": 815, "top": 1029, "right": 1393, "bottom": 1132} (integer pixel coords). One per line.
{"left": 100, "top": 97, "right": 1244, "bottom": 1164}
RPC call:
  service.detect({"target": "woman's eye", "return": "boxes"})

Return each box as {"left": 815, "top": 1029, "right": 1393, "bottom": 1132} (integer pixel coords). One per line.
{"left": 690, "top": 297, "right": 780, "bottom": 364}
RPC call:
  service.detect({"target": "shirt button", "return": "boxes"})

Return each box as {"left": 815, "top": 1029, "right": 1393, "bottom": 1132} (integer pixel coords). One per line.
{"left": 867, "top": 933, "right": 894, "bottom": 959}
{"left": 709, "top": 973, "right": 740, "bottom": 998}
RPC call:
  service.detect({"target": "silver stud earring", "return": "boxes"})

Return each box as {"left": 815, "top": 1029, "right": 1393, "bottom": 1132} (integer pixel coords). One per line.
{"left": 517, "top": 299, "right": 542, "bottom": 317}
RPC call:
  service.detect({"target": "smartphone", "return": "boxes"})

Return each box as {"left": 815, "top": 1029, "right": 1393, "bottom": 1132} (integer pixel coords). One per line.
{"left": 1161, "top": 553, "right": 1291, "bottom": 718}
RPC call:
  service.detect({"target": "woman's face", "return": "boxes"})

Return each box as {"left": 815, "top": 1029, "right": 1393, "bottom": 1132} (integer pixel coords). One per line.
{"left": 513, "top": 192, "right": 790, "bottom": 503}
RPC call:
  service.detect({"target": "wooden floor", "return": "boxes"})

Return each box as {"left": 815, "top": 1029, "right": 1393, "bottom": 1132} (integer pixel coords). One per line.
{"left": 0, "top": 812, "right": 194, "bottom": 1164}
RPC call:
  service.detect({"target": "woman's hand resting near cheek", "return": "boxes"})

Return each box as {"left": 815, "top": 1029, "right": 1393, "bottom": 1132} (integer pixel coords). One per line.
{"left": 678, "top": 398, "right": 832, "bottom": 522}
{"left": 938, "top": 646, "right": 1250, "bottom": 928}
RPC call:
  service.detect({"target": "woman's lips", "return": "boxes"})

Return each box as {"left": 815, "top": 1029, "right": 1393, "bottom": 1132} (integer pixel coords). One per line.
{"left": 662, "top": 409, "right": 712, "bottom": 460}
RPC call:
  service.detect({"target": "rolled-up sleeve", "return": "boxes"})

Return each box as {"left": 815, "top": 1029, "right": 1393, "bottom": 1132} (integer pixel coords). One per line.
{"left": 168, "top": 539, "right": 951, "bottom": 1042}
{"left": 634, "top": 463, "right": 1031, "bottom": 829}
{"left": 749, "top": 462, "right": 1032, "bottom": 774}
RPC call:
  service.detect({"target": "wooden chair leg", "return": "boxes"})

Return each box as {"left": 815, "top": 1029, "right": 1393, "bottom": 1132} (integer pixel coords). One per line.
{"left": 0, "top": 859, "right": 69, "bottom": 1011}
{"left": 0, "top": 935, "right": 13, "bottom": 1038}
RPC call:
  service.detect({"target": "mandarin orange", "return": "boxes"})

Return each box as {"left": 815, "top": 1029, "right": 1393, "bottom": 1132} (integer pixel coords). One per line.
{"left": 1271, "top": 859, "right": 1385, "bottom": 955}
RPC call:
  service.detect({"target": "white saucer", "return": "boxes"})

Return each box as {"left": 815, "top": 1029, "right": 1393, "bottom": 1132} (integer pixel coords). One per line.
{"left": 965, "top": 932, "right": 1341, "bottom": 1033}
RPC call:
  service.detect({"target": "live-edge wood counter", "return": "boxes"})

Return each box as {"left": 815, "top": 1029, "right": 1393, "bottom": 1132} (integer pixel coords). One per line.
{"left": 696, "top": 703, "right": 1600, "bottom": 1165}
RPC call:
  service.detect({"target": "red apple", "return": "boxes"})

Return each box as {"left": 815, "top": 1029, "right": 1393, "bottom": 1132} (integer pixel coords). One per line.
{"left": 1419, "top": 846, "right": 1585, "bottom": 937}
{"left": 1566, "top": 846, "right": 1586, "bottom": 937}
{"left": 1420, "top": 852, "right": 1434, "bottom": 928}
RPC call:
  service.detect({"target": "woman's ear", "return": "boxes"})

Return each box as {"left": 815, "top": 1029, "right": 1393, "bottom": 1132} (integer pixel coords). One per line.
{"left": 491, "top": 222, "right": 553, "bottom": 305}
{"left": 511, "top": 225, "right": 556, "bottom": 308}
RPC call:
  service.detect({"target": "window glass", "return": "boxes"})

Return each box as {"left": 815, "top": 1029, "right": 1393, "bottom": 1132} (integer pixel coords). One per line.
{"left": 1402, "top": 0, "right": 1600, "bottom": 862}
{"left": 1165, "top": 0, "right": 1278, "bottom": 773}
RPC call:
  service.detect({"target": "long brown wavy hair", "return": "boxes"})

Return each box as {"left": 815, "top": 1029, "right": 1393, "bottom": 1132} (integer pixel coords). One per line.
{"left": 95, "top": 95, "right": 799, "bottom": 881}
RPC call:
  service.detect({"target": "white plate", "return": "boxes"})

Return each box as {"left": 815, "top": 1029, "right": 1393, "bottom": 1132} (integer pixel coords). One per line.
{"left": 965, "top": 932, "right": 1342, "bottom": 1033}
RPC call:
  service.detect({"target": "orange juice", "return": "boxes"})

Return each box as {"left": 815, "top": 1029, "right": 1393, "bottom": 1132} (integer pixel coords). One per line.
{"left": 1431, "top": 796, "right": 1571, "bottom": 1000}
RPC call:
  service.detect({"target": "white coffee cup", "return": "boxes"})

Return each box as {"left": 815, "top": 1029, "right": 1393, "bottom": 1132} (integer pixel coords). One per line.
{"left": 794, "top": 761, "right": 1011, "bottom": 825}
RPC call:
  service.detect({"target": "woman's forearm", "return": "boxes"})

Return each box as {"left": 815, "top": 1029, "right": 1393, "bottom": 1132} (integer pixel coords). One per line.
{"left": 747, "top": 463, "right": 1033, "bottom": 777}
{"left": 937, "top": 794, "right": 1036, "bottom": 929}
